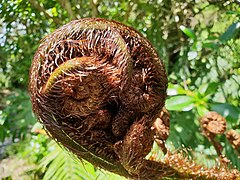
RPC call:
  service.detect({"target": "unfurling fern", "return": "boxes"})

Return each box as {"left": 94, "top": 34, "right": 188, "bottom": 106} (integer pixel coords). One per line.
{"left": 29, "top": 18, "right": 239, "bottom": 179}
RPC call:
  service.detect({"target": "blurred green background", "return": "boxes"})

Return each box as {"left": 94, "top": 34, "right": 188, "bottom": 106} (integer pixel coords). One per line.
{"left": 0, "top": 0, "right": 239, "bottom": 179}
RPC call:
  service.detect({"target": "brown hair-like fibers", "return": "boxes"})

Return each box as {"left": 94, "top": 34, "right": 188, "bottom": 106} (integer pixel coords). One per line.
{"left": 29, "top": 18, "right": 239, "bottom": 179}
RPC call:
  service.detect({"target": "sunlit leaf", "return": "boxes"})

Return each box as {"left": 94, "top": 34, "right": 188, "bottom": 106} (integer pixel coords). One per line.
{"left": 180, "top": 25, "right": 196, "bottom": 39}
{"left": 196, "top": 105, "right": 209, "bottom": 116}
{"left": 166, "top": 95, "right": 195, "bottom": 111}
{"left": 0, "top": 110, "right": 6, "bottom": 125}
{"left": 167, "top": 84, "right": 187, "bottom": 96}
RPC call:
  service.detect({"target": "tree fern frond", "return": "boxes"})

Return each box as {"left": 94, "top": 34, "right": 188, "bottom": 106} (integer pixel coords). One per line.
{"left": 39, "top": 140, "right": 124, "bottom": 180}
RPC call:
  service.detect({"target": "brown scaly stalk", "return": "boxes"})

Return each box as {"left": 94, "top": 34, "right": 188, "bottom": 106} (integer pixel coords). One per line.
{"left": 28, "top": 18, "right": 239, "bottom": 179}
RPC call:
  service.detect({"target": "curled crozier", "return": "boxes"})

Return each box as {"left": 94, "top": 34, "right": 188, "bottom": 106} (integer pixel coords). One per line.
{"left": 29, "top": 18, "right": 239, "bottom": 179}
{"left": 29, "top": 18, "right": 168, "bottom": 178}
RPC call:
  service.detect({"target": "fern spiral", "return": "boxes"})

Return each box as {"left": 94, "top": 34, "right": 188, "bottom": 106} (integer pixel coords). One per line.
{"left": 29, "top": 18, "right": 239, "bottom": 179}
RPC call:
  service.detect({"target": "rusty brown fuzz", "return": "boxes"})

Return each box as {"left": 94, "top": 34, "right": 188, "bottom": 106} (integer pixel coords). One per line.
{"left": 29, "top": 18, "right": 239, "bottom": 179}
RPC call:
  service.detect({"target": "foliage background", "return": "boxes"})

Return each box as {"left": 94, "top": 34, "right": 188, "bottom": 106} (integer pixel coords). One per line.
{"left": 0, "top": 0, "right": 239, "bottom": 179}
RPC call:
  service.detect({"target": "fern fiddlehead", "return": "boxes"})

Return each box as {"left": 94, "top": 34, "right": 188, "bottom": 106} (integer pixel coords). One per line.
{"left": 29, "top": 18, "right": 239, "bottom": 179}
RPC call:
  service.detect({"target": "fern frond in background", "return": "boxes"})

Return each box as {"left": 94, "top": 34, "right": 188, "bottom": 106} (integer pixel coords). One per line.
{"left": 39, "top": 141, "right": 124, "bottom": 180}
{"left": 0, "top": 0, "right": 239, "bottom": 179}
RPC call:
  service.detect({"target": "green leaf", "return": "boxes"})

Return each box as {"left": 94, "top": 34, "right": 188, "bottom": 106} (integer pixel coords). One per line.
{"left": 39, "top": 141, "right": 102, "bottom": 180}
{"left": 166, "top": 95, "right": 195, "bottom": 111}
{"left": 0, "top": 111, "right": 7, "bottom": 125}
{"left": 204, "top": 82, "right": 218, "bottom": 96}
{"left": 202, "top": 42, "right": 219, "bottom": 49}
{"left": 219, "top": 22, "right": 240, "bottom": 42}
{"left": 167, "top": 83, "right": 187, "bottom": 95}
{"left": 199, "top": 82, "right": 218, "bottom": 97}
{"left": 196, "top": 105, "right": 209, "bottom": 116}
{"left": 226, "top": 11, "right": 240, "bottom": 15}
{"left": 167, "top": 111, "right": 200, "bottom": 147}
{"left": 210, "top": 103, "right": 240, "bottom": 123}
{"left": 180, "top": 25, "right": 196, "bottom": 39}
{"left": 43, "top": 152, "right": 65, "bottom": 180}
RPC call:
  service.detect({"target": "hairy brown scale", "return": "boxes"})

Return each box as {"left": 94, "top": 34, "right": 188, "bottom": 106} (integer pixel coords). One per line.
{"left": 29, "top": 18, "right": 239, "bottom": 179}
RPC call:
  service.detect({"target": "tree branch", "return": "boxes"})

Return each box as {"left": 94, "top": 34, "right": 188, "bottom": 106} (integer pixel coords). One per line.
{"left": 57, "top": 0, "right": 76, "bottom": 20}
{"left": 28, "top": 0, "right": 62, "bottom": 25}
{"left": 124, "top": 1, "right": 134, "bottom": 22}
{"left": 90, "top": 0, "right": 99, "bottom": 17}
